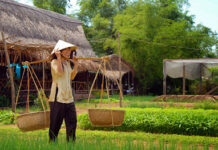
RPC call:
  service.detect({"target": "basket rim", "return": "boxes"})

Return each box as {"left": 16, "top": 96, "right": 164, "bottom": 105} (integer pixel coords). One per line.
{"left": 16, "top": 111, "right": 50, "bottom": 118}
{"left": 88, "top": 108, "right": 125, "bottom": 112}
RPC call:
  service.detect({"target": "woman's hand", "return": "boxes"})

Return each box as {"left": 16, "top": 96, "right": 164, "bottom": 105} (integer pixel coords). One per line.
{"left": 71, "top": 56, "right": 78, "bottom": 80}
{"left": 55, "top": 50, "right": 61, "bottom": 60}
{"left": 55, "top": 50, "right": 63, "bottom": 73}
{"left": 73, "top": 57, "right": 78, "bottom": 66}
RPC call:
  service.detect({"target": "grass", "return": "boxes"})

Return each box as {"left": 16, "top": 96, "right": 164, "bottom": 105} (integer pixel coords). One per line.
{"left": 9, "top": 95, "right": 218, "bottom": 111}
{"left": 79, "top": 95, "right": 155, "bottom": 103}
{"left": 0, "top": 126, "right": 217, "bottom": 150}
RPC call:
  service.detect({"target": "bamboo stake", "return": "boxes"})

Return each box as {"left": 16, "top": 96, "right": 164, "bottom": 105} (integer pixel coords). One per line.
{"left": 106, "top": 77, "right": 110, "bottom": 102}
{"left": 1, "top": 50, "right": 3, "bottom": 65}
{"left": 117, "top": 32, "right": 123, "bottom": 107}
{"left": 26, "top": 66, "right": 30, "bottom": 112}
{"left": 1, "top": 32, "right": 16, "bottom": 112}
{"left": 100, "top": 60, "right": 106, "bottom": 103}
{"left": 42, "top": 62, "right": 45, "bottom": 90}
{"left": 183, "top": 63, "right": 186, "bottom": 95}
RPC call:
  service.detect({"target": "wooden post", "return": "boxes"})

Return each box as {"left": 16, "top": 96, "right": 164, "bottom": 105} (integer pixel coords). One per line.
{"left": 1, "top": 32, "right": 15, "bottom": 112}
{"left": 42, "top": 62, "right": 45, "bottom": 90}
{"left": 106, "top": 77, "right": 110, "bottom": 101}
{"left": 87, "top": 71, "right": 90, "bottom": 94}
{"left": 27, "top": 66, "right": 30, "bottom": 112}
{"left": 183, "top": 63, "right": 186, "bottom": 95}
{"left": 100, "top": 60, "right": 106, "bottom": 102}
{"left": 163, "top": 60, "right": 167, "bottom": 95}
{"left": 200, "top": 63, "right": 202, "bottom": 94}
{"left": 128, "top": 71, "right": 130, "bottom": 90}
{"left": 1, "top": 49, "right": 3, "bottom": 65}
{"left": 118, "top": 32, "right": 123, "bottom": 107}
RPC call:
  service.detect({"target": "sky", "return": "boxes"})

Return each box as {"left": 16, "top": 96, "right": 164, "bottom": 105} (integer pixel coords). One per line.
{"left": 15, "top": 0, "right": 218, "bottom": 33}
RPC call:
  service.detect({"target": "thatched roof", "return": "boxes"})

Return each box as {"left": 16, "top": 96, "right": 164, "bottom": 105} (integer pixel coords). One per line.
{"left": 78, "top": 54, "right": 135, "bottom": 79}
{"left": 0, "top": 0, "right": 134, "bottom": 79}
{"left": 0, "top": 0, "right": 95, "bottom": 58}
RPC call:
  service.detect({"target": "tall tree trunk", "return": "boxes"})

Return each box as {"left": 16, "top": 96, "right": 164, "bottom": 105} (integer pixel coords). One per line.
{"left": 1, "top": 32, "right": 15, "bottom": 112}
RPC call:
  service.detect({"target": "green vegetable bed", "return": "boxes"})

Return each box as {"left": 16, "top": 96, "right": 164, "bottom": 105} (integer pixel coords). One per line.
{"left": 78, "top": 108, "right": 218, "bottom": 136}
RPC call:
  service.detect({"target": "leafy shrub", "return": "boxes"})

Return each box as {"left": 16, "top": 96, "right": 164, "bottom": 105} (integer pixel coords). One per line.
{"left": 0, "top": 110, "right": 18, "bottom": 124}
{"left": 78, "top": 108, "right": 218, "bottom": 136}
{"left": 194, "top": 102, "right": 218, "bottom": 110}
{"left": 127, "top": 103, "right": 164, "bottom": 108}
{"left": 34, "top": 89, "right": 48, "bottom": 110}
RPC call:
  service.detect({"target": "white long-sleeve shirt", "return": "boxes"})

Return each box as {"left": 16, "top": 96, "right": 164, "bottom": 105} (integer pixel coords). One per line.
{"left": 49, "top": 59, "right": 74, "bottom": 103}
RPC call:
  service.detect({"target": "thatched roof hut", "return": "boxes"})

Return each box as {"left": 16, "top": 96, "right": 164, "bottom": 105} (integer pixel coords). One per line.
{"left": 0, "top": 0, "right": 95, "bottom": 59}
{"left": 0, "top": 0, "right": 134, "bottom": 80}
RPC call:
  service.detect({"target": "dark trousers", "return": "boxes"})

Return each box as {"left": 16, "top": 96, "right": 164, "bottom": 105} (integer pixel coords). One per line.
{"left": 49, "top": 94, "right": 77, "bottom": 142}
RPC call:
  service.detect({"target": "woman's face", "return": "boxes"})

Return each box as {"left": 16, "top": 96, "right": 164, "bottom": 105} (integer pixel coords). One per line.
{"left": 61, "top": 48, "right": 71, "bottom": 58}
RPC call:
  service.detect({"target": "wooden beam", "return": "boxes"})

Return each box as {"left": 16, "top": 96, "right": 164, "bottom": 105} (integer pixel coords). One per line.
{"left": 100, "top": 60, "right": 106, "bottom": 102}
{"left": 200, "top": 63, "right": 202, "bottom": 94}
{"left": 42, "top": 61, "right": 45, "bottom": 90}
{"left": 1, "top": 32, "right": 15, "bottom": 112}
{"left": 22, "top": 57, "right": 110, "bottom": 66}
{"left": 183, "top": 63, "right": 186, "bottom": 95}
{"left": 163, "top": 60, "right": 167, "bottom": 95}
{"left": 118, "top": 32, "right": 123, "bottom": 107}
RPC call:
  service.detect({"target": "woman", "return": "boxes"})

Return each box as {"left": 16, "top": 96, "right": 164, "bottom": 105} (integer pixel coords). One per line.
{"left": 49, "top": 40, "right": 78, "bottom": 142}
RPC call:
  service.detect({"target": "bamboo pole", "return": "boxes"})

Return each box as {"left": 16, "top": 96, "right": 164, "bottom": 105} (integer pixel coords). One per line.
{"left": 22, "top": 57, "right": 110, "bottom": 66}
{"left": 1, "top": 49, "right": 3, "bottom": 65}
{"left": 183, "top": 63, "right": 186, "bottom": 95}
{"left": 42, "top": 61, "right": 45, "bottom": 90}
{"left": 100, "top": 60, "right": 106, "bottom": 103}
{"left": 1, "top": 32, "right": 16, "bottom": 112}
{"left": 106, "top": 77, "right": 110, "bottom": 102}
{"left": 26, "top": 66, "right": 30, "bottom": 112}
{"left": 163, "top": 60, "right": 167, "bottom": 95}
{"left": 117, "top": 32, "right": 123, "bottom": 107}
{"left": 200, "top": 63, "right": 202, "bottom": 94}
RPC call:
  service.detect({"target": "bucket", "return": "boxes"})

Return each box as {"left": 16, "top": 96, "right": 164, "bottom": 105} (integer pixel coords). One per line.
{"left": 16, "top": 111, "right": 50, "bottom": 132}
{"left": 88, "top": 109, "right": 125, "bottom": 127}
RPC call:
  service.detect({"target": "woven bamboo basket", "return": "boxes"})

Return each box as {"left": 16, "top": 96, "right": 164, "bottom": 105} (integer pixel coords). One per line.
{"left": 16, "top": 111, "right": 50, "bottom": 132}
{"left": 88, "top": 109, "right": 125, "bottom": 127}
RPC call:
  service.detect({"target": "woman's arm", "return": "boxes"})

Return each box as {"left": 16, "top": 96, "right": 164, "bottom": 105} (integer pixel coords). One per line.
{"left": 71, "top": 57, "right": 78, "bottom": 80}
{"left": 55, "top": 51, "right": 64, "bottom": 73}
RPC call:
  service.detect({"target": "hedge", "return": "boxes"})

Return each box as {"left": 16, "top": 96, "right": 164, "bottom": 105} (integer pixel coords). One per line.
{"left": 78, "top": 108, "right": 218, "bottom": 136}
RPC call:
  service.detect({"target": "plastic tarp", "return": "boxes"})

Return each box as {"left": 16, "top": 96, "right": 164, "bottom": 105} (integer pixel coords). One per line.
{"left": 165, "top": 59, "right": 218, "bottom": 80}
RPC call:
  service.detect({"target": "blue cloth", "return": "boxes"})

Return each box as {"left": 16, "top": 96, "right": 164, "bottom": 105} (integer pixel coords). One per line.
{"left": 6, "top": 63, "right": 22, "bottom": 79}
{"left": 15, "top": 64, "right": 21, "bottom": 79}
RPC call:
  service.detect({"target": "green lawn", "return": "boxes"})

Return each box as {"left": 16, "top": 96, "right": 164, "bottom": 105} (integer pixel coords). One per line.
{"left": 0, "top": 126, "right": 217, "bottom": 150}
{"left": 75, "top": 95, "right": 218, "bottom": 110}
{"left": 1, "top": 94, "right": 218, "bottom": 150}
{"left": 10, "top": 95, "right": 218, "bottom": 111}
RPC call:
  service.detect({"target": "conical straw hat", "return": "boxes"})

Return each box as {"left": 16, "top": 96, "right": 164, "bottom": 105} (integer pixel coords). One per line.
{"left": 51, "top": 40, "right": 78, "bottom": 54}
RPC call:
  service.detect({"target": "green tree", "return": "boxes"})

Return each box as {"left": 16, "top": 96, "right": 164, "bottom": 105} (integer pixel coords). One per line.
{"left": 106, "top": 0, "right": 217, "bottom": 94}
{"left": 77, "top": 0, "right": 127, "bottom": 56}
{"left": 33, "top": 0, "right": 70, "bottom": 14}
